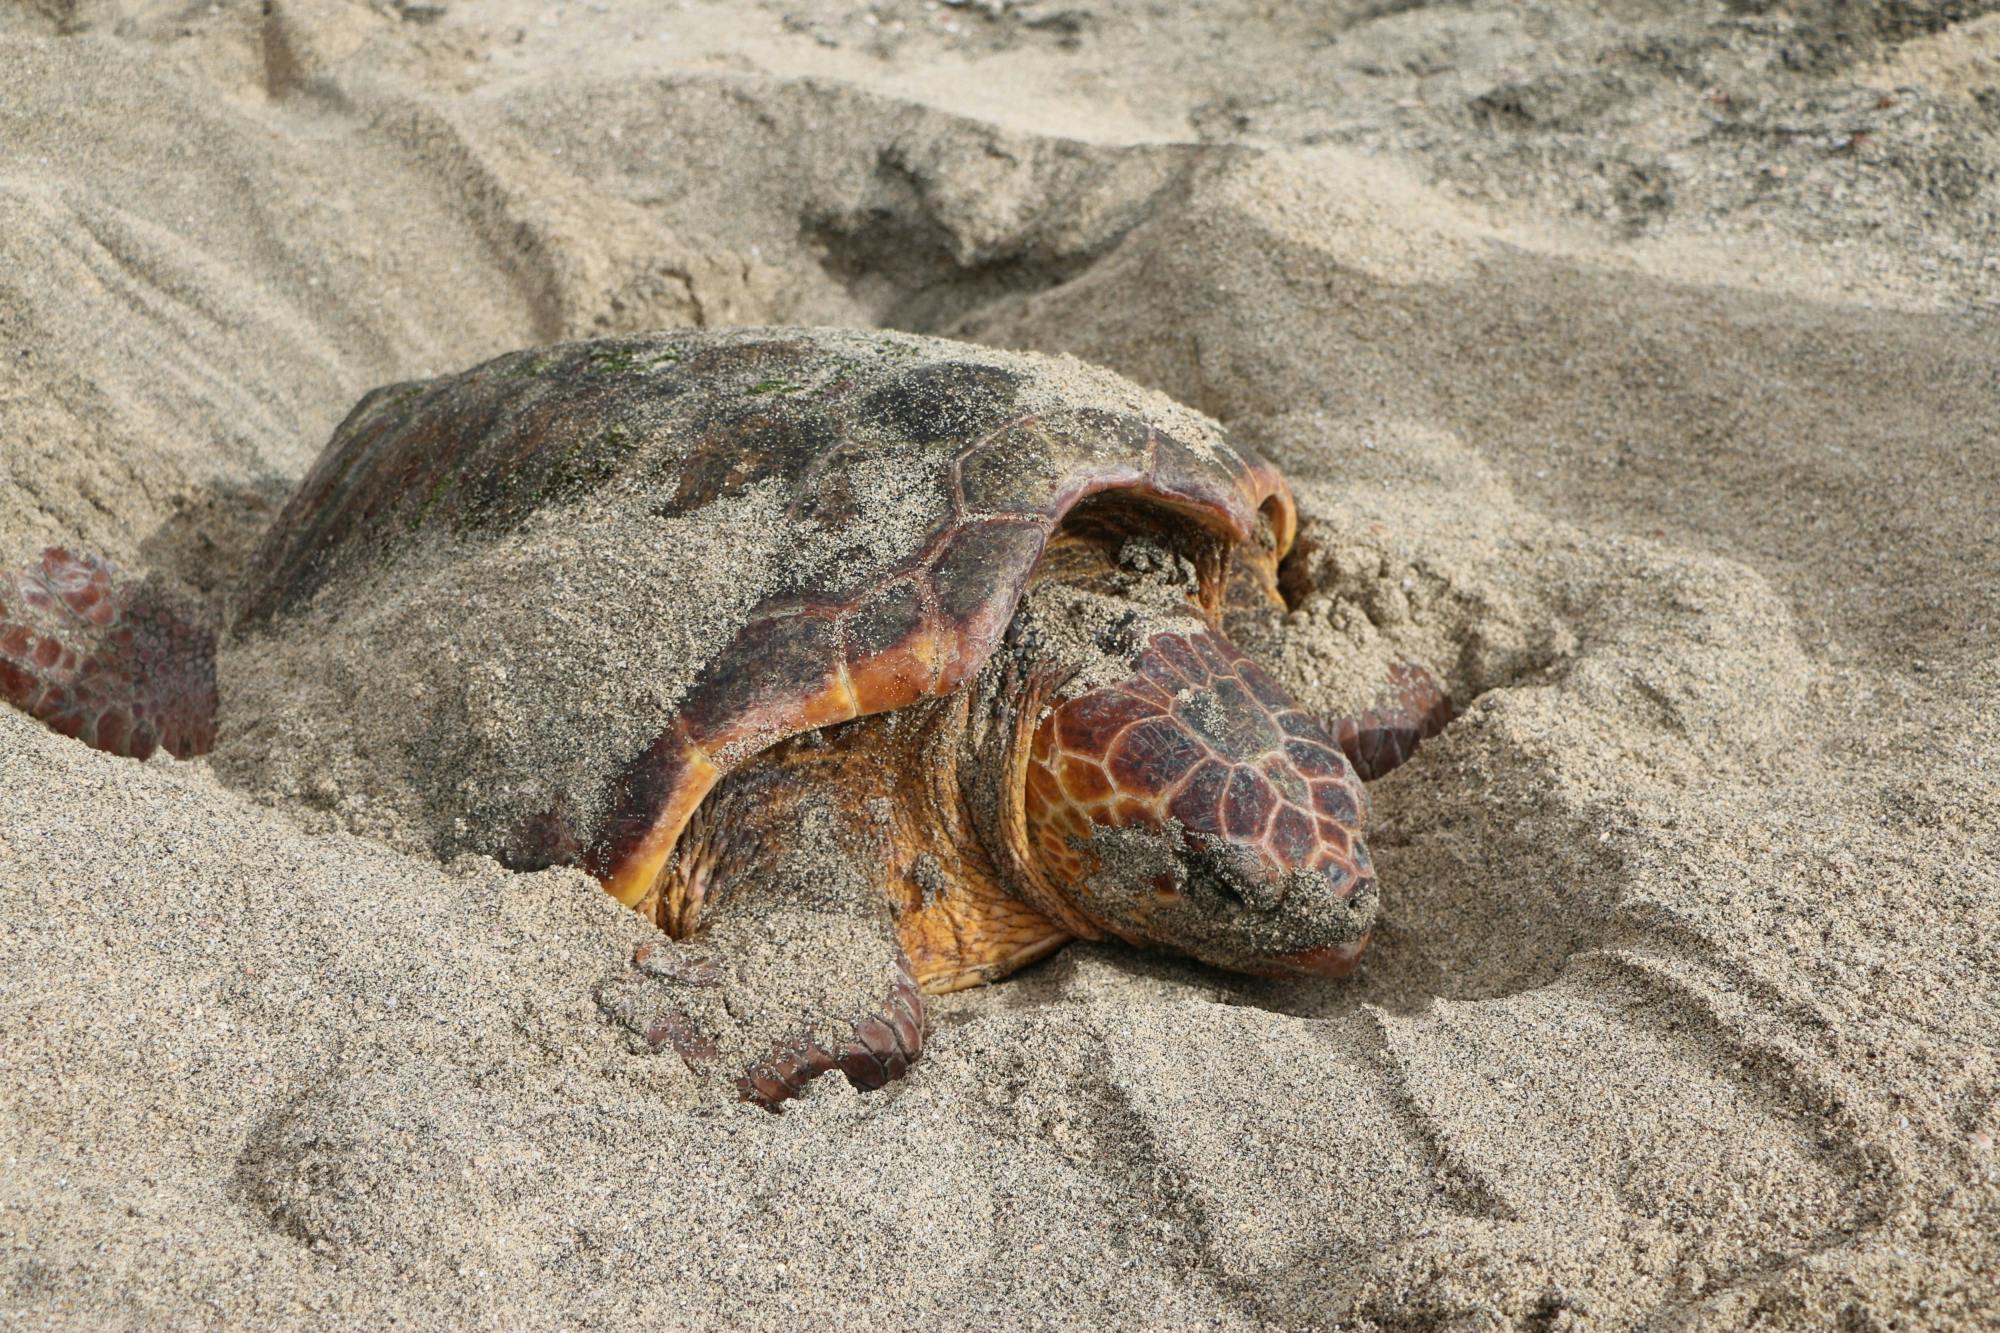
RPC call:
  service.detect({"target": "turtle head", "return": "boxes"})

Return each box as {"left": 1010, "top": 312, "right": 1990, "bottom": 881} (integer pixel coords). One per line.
{"left": 1018, "top": 626, "right": 1377, "bottom": 978}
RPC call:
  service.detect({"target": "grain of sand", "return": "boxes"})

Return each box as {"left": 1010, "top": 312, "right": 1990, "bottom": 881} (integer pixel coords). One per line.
{"left": 2, "top": 1, "right": 1997, "bottom": 1327}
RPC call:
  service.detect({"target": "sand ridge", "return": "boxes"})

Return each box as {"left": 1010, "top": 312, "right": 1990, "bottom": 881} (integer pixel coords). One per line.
{"left": 2, "top": 0, "right": 1997, "bottom": 1328}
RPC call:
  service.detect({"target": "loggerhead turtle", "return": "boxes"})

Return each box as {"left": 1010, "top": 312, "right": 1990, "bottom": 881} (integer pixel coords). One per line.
{"left": 1, "top": 328, "right": 1448, "bottom": 1107}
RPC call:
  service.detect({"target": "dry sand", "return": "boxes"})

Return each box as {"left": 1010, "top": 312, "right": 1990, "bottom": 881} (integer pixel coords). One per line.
{"left": 2, "top": 0, "right": 1997, "bottom": 1327}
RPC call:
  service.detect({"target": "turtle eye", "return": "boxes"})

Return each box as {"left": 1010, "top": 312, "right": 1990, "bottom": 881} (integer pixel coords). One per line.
{"left": 1193, "top": 865, "right": 1247, "bottom": 911}
{"left": 1184, "top": 838, "right": 1281, "bottom": 913}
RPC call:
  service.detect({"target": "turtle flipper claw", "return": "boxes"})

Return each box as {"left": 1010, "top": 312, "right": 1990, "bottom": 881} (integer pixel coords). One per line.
{"left": 737, "top": 968, "right": 926, "bottom": 1110}
{"left": 599, "top": 938, "right": 926, "bottom": 1110}
{"left": 597, "top": 942, "right": 727, "bottom": 1072}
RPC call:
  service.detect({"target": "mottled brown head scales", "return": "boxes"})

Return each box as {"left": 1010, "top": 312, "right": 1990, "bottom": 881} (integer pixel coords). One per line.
{"left": 1023, "top": 626, "right": 1376, "bottom": 977}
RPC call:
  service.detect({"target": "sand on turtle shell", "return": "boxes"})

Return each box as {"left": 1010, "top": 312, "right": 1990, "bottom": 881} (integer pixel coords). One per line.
{"left": 208, "top": 326, "right": 1254, "bottom": 872}
{"left": 2, "top": 1, "right": 1998, "bottom": 1329}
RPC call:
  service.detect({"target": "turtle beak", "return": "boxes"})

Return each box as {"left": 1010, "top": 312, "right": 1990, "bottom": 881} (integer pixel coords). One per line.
{"left": 1253, "top": 933, "right": 1371, "bottom": 977}
{"left": 1242, "top": 869, "right": 1376, "bottom": 976}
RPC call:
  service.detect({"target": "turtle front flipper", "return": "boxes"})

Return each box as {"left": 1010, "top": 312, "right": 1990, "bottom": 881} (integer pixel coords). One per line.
{"left": 1327, "top": 660, "right": 1454, "bottom": 781}
{"left": 602, "top": 920, "right": 925, "bottom": 1111}
{"left": 595, "top": 717, "right": 950, "bottom": 1111}
{"left": 0, "top": 548, "right": 216, "bottom": 759}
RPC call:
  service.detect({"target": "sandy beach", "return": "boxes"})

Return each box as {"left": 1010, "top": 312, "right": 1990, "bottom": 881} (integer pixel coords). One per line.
{"left": 2, "top": 0, "right": 1997, "bottom": 1326}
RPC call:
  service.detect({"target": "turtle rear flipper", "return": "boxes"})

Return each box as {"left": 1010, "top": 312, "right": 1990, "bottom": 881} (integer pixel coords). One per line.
{"left": 0, "top": 548, "right": 217, "bottom": 759}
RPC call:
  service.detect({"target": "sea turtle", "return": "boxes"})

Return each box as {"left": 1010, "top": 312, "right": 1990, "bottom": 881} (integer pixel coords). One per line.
{"left": 1, "top": 328, "right": 1448, "bottom": 1107}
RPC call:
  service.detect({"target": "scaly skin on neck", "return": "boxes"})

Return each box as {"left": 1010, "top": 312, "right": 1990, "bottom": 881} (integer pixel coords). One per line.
{"left": 660, "top": 689, "right": 1075, "bottom": 995}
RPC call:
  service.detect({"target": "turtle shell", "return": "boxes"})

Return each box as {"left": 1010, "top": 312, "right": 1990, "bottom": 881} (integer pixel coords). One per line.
{"left": 235, "top": 329, "right": 1294, "bottom": 913}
